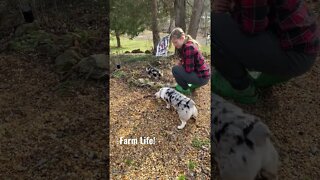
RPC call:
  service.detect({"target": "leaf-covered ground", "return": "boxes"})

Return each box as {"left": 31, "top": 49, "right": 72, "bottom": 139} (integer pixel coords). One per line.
{"left": 109, "top": 56, "right": 211, "bottom": 179}
{"left": 0, "top": 54, "right": 108, "bottom": 179}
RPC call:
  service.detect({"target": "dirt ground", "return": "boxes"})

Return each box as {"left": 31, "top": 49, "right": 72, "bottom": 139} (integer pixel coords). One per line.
{"left": 109, "top": 56, "right": 211, "bottom": 179}
{"left": 0, "top": 53, "right": 108, "bottom": 179}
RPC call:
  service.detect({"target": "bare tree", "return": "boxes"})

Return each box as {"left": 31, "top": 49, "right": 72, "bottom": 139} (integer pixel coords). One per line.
{"left": 174, "top": 0, "right": 186, "bottom": 32}
{"left": 151, "top": 0, "right": 160, "bottom": 55}
{"left": 167, "top": 7, "right": 175, "bottom": 33}
{"left": 187, "top": 0, "right": 204, "bottom": 39}
{"left": 115, "top": 30, "right": 121, "bottom": 48}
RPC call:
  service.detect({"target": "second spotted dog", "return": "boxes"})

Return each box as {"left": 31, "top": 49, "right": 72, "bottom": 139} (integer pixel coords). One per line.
{"left": 146, "top": 66, "right": 163, "bottom": 80}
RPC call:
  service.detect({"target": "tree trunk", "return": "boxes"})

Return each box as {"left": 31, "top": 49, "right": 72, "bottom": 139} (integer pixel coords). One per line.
{"left": 167, "top": 7, "right": 175, "bottom": 33}
{"left": 115, "top": 31, "right": 121, "bottom": 48}
{"left": 174, "top": 0, "right": 186, "bottom": 32}
{"left": 204, "top": 11, "right": 208, "bottom": 37}
{"left": 151, "top": 0, "right": 160, "bottom": 55}
{"left": 187, "top": 0, "right": 204, "bottom": 39}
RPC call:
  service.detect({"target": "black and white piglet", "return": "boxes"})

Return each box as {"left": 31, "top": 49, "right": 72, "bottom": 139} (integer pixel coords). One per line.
{"left": 211, "top": 93, "right": 279, "bottom": 180}
{"left": 155, "top": 87, "right": 198, "bottom": 129}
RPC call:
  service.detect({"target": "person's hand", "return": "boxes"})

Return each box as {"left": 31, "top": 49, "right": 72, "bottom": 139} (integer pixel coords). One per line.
{"left": 214, "top": 0, "right": 232, "bottom": 13}
{"left": 176, "top": 59, "right": 181, "bottom": 65}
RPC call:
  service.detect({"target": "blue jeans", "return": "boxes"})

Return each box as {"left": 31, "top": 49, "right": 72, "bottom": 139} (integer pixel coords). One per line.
{"left": 212, "top": 13, "right": 316, "bottom": 90}
{"left": 172, "top": 65, "right": 209, "bottom": 90}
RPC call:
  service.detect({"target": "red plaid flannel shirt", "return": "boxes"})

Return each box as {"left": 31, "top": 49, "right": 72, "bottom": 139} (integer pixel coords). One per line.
{"left": 232, "top": 0, "right": 320, "bottom": 56}
{"left": 178, "top": 41, "right": 211, "bottom": 78}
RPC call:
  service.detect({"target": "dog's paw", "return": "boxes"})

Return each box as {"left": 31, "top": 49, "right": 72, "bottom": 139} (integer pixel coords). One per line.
{"left": 166, "top": 104, "right": 170, "bottom": 109}
{"left": 177, "top": 125, "right": 185, "bottom": 129}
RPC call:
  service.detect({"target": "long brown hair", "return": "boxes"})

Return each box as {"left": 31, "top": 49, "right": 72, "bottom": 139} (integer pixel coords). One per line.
{"left": 169, "top": 27, "right": 200, "bottom": 49}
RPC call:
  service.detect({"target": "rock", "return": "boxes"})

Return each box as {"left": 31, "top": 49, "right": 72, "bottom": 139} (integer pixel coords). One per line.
{"left": 9, "top": 29, "right": 55, "bottom": 53}
{"left": 56, "top": 34, "right": 75, "bottom": 49}
{"left": 37, "top": 42, "right": 59, "bottom": 58}
{"left": 91, "top": 54, "right": 108, "bottom": 69}
{"left": 138, "top": 78, "right": 146, "bottom": 84}
{"left": 147, "top": 81, "right": 155, "bottom": 87}
{"left": 55, "top": 49, "right": 81, "bottom": 73}
{"left": 131, "top": 49, "right": 143, "bottom": 53}
{"left": 14, "top": 22, "right": 40, "bottom": 37}
{"left": 77, "top": 54, "right": 108, "bottom": 79}
{"left": 310, "top": 145, "right": 318, "bottom": 155}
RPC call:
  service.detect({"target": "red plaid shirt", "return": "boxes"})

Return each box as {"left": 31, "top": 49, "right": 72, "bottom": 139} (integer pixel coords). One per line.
{"left": 178, "top": 41, "right": 211, "bottom": 78}
{"left": 232, "top": 0, "right": 320, "bottom": 56}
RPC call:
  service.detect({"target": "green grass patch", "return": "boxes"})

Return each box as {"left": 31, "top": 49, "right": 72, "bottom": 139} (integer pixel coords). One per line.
{"left": 191, "top": 138, "right": 210, "bottom": 149}
{"left": 124, "top": 159, "right": 134, "bottom": 166}
{"left": 110, "top": 35, "right": 153, "bottom": 54}
{"left": 177, "top": 174, "right": 186, "bottom": 180}
{"left": 110, "top": 34, "right": 210, "bottom": 55}
{"left": 188, "top": 160, "right": 196, "bottom": 170}
{"left": 110, "top": 54, "right": 168, "bottom": 68}
{"left": 111, "top": 70, "right": 126, "bottom": 79}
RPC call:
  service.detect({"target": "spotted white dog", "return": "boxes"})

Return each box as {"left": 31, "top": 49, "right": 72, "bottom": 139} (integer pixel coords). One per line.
{"left": 211, "top": 93, "right": 279, "bottom": 180}
{"left": 155, "top": 87, "right": 198, "bottom": 129}
{"left": 146, "top": 66, "right": 163, "bottom": 79}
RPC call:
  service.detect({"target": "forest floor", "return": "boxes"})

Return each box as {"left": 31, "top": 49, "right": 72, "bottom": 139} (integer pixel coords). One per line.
{"left": 0, "top": 53, "right": 108, "bottom": 179}
{"left": 0, "top": 1, "right": 108, "bottom": 179}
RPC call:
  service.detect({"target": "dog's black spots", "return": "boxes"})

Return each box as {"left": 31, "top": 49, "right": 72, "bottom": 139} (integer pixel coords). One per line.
{"left": 147, "top": 67, "right": 162, "bottom": 78}
{"left": 177, "top": 100, "right": 183, "bottom": 107}
{"left": 169, "top": 95, "right": 174, "bottom": 104}
{"left": 242, "top": 121, "right": 256, "bottom": 150}
{"left": 243, "top": 121, "right": 257, "bottom": 137}
{"left": 216, "top": 122, "right": 232, "bottom": 142}
{"left": 242, "top": 155, "right": 247, "bottom": 163}
{"left": 229, "top": 148, "right": 235, "bottom": 154}
{"left": 236, "top": 134, "right": 254, "bottom": 150}
{"left": 166, "top": 90, "right": 175, "bottom": 104}
{"left": 222, "top": 108, "right": 229, "bottom": 114}
{"left": 236, "top": 136, "right": 244, "bottom": 145}
{"left": 166, "top": 91, "right": 174, "bottom": 97}
{"left": 245, "top": 139, "right": 254, "bottom": 150}
{"left": 184, "top": 99, "right": 190, "bottom": 109}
